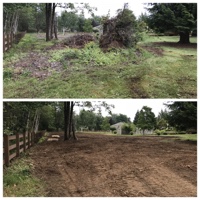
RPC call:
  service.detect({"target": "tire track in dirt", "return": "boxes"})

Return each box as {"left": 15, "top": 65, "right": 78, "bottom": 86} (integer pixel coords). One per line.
{"left": 28, "top": 133, "right": 197, "bottom": 197}
{"left": 126, "top": 156, "right": 196, "bottom": 197}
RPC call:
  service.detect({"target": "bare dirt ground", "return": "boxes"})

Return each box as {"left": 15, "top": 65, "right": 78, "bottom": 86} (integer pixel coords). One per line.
{"left": 28, "top": 132, "right": 197, "bottom": 197}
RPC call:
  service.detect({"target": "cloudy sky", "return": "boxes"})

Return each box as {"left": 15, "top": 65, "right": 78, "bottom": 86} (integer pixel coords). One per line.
{"left": 56, "top": 0, "right": 148, "bottom": 18}
{"left": 83, "top": 0, "right": 148, "bottom": 18}
{"left": 56, "top": 0, "right": 196, "bottom": 18}
{"left": 74, "top": 100, "right": 170, "bottom": 121}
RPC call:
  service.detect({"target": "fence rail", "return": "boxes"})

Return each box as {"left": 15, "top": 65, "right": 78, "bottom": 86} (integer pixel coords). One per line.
{"left": 3, "top": 132, "right": 35, "bottom": 167}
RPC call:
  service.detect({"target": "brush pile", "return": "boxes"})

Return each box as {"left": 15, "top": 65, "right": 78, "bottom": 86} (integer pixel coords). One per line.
{"left": 64, "top": 33, "right": 95, "bottom": 48}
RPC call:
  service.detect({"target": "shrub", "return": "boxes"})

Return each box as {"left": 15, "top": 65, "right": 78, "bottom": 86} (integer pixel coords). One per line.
{"left": 130, "top": 131, "right": 134, "bottom": 135}
{"left": 154, "top": 129, "right": 167, "bottom": 135}
{"left": 110, "top": 127, "right": 116, "bottom": 132}
{"left": 83, "top": 19, "right": 93, "bottom": 32}
{"left": 186, "top": 128, "right": 197, "bottom": 134}
{"left": 165, "top": 130, "right": 178, "bottom": 135}
{"left": 122, "top": 123, "right": 135, "bottom": 134}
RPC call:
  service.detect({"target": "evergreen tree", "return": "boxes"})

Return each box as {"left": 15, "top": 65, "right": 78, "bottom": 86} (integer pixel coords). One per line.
{"left": 133, "top": 110, "right": 140, "bottom": 125}
{"left": 147, "top": 3, "right": 197, "bottom": 43}
{"left": 156, "top": 109, "right": 169, "bottom": 130}
{"left": 165, "top": 102, "right": 197, "bottom": 131}
{"left": 135, "top": 106, "right": 156, "bottom": 135}
{"left": 101, "top": 117, "right": 110, "bottom": 131}
{"left": 83, "top": 19, "right": 93, "bottom": 32}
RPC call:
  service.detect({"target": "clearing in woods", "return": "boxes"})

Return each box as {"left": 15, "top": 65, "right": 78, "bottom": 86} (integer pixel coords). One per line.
{"left": 27, "top": 132, "right": 197, "bottom": 197}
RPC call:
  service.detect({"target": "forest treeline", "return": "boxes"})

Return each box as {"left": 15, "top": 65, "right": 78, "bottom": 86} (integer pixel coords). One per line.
{"left": 3, "top": 102, "right": 197, "bottom": 138}
{"left": 3, "top": 3, "right": 197, "bottom": 43}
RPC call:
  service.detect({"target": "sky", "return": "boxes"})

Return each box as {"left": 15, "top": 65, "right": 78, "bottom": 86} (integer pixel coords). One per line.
{"left": 74, "top": 100, "right": 170, "bottom": 121}
{"left": 56, "top": 0, "right": 148, "bottom": 18}
{"left": 82, "top": 0, "right": 147, "bottom": 18}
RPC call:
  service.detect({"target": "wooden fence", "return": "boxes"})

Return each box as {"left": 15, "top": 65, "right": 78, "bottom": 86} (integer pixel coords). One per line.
{"left": 3, "top": 132, "right": 35, "bottom": 167}
{"left": 3, "top": 33, "right": 15, "bottom": 52}
{"left": 3, "top": 32, "right": 26, "bottom": 52}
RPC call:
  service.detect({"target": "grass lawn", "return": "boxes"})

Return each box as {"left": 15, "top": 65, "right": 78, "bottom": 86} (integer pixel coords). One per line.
{"left": 172, "top": 134, "right": 197, "bottom": 141}
{"left": 3, "top": 154, "right": 46, "bottom": 197}
{"left": 3, "top": 33, "right": 197, "bottom": 98}
{"left": 78, "top": 131, "right": 197, "bottom": 142}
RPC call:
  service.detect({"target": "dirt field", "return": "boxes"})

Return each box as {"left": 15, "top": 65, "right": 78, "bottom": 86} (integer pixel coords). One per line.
{"left": 28, "top": 132, "right": 197, "bottom": 197}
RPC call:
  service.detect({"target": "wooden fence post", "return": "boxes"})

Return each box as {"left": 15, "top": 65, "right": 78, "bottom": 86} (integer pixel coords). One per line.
{"left": 16, "top": 133, "right": 20, "bottom": 157}
{"left": 4, "top": 135, "right": 10, "bottom": 167}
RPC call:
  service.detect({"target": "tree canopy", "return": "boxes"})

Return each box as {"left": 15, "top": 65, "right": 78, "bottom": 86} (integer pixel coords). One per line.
{"left": 133, "top": 106, "right": 156, "bottom": 134}
{"left": 3, "top": 3, "right": 46, "bottom": 34}
{"left": 147, "top": 3, "right": 197, "bottom": 43}
{"left": 3, "top": 101, "right": 114, "bottom": 139}
{"left": 165, "top": 102, "right": 197, "bottom": 131}
{"left": 109, "top": 113, "right": 131, "bottom": 125}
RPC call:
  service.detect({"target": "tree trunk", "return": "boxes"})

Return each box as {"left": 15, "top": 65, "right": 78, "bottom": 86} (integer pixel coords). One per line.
{"left": 26, "top": 111, "right": 30, "bottom": 134}
{"left": 46, "top": 3, "right": 52, "bottom": 41}
{"left": 50, "top": 3, "right": 56, "bottom": 39}
{"left": 178, "top": 31, "right": 190, "bottom": 44}
{"left": 12, "top": 11, "right": 19, "bottom": 34}
{"left": 54, "top": 16, "right": 58, "bottom": 39}
{"left": 34, "top": 111, "right": 40, "bottom": 133}
{"left": 31, "top": 109, "right": 40, "bottom": 133}
{"left": 69, "top": 102, "right": 74, "bottom": 138}
{"left": 72, "top": 119, "right": 78, "bottom": 140}
{"left": 4, "top": 11, "right": 19, "bottom": 34}
{"left": 64, "top": 102, "right": 71, "bottom": 140}
{"left": 69, "top": 102, "right": 78, "bottom": 140}
{"left": 46, "top": 3, "right": 58, "bottom": 41}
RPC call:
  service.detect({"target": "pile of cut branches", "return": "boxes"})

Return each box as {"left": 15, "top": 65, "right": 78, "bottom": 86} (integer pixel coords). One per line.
{"left": 64, "top": 33, "right": 95, "bottom": 48}
{"left": 99, "top": 4, "right": 137, "bottom": 49}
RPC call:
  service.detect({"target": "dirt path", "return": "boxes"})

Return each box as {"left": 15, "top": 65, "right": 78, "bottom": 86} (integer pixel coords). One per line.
{"left": 28, "top": 132, "right": 197, "bottom": 197}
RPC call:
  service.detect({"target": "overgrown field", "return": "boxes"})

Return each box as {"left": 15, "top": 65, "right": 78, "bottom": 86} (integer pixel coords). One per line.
{"left": 3, "top": 33, "right": 197, "bottom": 98}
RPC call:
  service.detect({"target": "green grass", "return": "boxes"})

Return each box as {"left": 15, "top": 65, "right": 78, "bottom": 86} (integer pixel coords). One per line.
{"left": 83, "top": 132, "right": 197, "bottom": 146}
{"left": 158, "top": 134, "right": 197, "bottom": 142}
{"left": 82, "top": 131, "right": 197, "bottom": 142}
{"left": 141, "top": 35, "right": 197, "bottom": 44}
{"left": 82, "top": 131, "right": 114, "bottom": 135}
{"left": 3, "top": 155, "right": 46, "bottom": 197}
{"left": 174, "top": 134, "right": 197, "bottom": 141}
{"left": 139, "top": 35, "right": 197, "bottom": 98}
{"left": 3, "top": 33, "right": 197, "bottom": 98}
